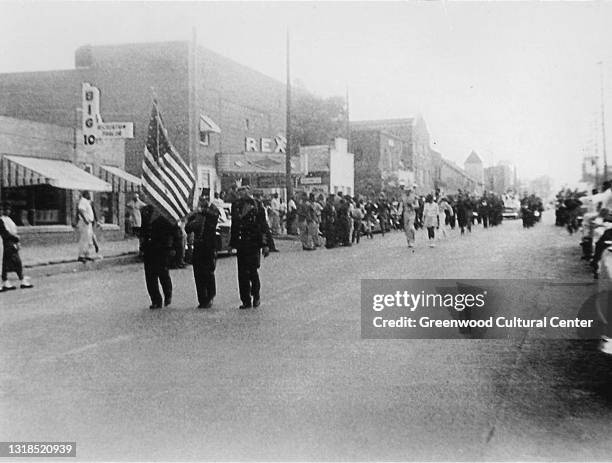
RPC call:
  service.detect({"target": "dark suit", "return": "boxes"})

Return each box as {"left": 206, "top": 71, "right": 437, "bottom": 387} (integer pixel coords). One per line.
{"left": 185, "top": 204, "right": 220, "bottom": 306}
{"left": 140, "top": 209, "right": 181, "bottom": 307}
{"left": 230, "top": 196, "right": 271, "bottom": 306}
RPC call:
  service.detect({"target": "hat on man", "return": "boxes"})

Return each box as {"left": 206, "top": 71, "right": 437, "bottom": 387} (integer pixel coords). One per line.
{"left": 200, "top": 188, "right": 211, "bottom": 198}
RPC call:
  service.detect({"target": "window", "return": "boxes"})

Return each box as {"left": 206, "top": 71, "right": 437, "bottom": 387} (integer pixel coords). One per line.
{"left": 3, "top": 185, "right": 67, "bottom": 226}
{"left": 199, "top": 130, "right": 209, "bottom": 146}
{"left": 98, "top": 192, "right": 117, "bottom": 224}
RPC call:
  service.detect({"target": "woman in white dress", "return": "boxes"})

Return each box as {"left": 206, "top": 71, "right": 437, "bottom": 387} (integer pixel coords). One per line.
{"left": 422, "top": 194, "right": 440, "bottom": 247}
{"left": 77, "top": 191, "right": 98, "bottom": 261}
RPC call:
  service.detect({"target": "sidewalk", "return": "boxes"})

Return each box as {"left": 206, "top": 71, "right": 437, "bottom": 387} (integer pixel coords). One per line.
{"left": 17, "top": 237, "right": 141, "bottom": 278}
{"left": 17, "top": 233, "right": 298, "bottom": 278}
{"left": 21, "top": 237, "right": 140, "bottom": 267}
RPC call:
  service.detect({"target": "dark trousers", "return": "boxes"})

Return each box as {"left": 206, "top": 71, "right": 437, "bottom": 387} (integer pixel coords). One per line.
{"left": 144, "top": 259, "right": 172, "bottom": 306}
{"left": 427, "top": 226, "right": 435, "bottom": 239}
{"left": 193, "top": 247, "right": 216, "bottom": 305}
{"left": 352, "top": 219, "right": 362, "bottom": 243}
{"left": 237, "top": 250, "right": 261, "bottom": 305}
{"left": 482, "top": 215, "right": 489, "bottom": 228}
{"left": 2, "top": 246, "right": 23, "bottom": 281}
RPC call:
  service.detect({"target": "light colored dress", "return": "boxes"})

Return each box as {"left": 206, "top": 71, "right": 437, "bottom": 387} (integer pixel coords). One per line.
{"left": 77, "top": 197, "right": 95, "bottom": 259}
{"left": 402, "top": 193, "right": 419, "bottom": 246}
{"left": 423, "top": 202, "right": 440, "bottom": 229}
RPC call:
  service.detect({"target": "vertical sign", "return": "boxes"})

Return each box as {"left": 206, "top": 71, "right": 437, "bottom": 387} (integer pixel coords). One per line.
{"left": 82, "top": 82, "right": 101, "bottom": 147}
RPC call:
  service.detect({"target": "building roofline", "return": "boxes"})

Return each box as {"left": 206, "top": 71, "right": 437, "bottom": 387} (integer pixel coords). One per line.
{"left": 76, "top": 40, "right": 286, "bottom": 87}
{"left": 351, "top": 118, "right": 415, "bottom": 126}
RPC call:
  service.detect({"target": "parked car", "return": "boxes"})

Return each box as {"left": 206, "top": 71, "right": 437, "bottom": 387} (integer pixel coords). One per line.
{"left": 502, "top": 206, "right": 520, "bottom": 219}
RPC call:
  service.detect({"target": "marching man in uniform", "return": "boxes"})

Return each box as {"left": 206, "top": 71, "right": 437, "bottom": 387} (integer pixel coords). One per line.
{"left": 230, "top": 185, "right": 271, "bottom": 309}
{"left": 185, "top": 189, "right": 220, "bottom": 309}
{"left": 140, "top": 205, "right": 182, "bottom": 309}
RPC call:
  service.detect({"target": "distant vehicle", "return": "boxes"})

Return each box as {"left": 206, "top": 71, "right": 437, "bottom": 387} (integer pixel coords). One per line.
{"left": 503, "top": 197, "right": 521, "bottom": 219}
{"left": 502, "top": 206, "right": 520, "bottom": 219}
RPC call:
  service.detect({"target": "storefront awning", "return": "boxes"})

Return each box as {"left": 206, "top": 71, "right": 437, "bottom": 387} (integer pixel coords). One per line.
{"left": 200, "top": 114, "right": 221, "bottom": 134}
{"left": 98, "top": 165, "right": 142, "bottom": 193}
{"left": 216, "top": 153, "right": 300, "bottom": 175}
{"left": 2, "top": 155, "right": 112, "bottom": 192}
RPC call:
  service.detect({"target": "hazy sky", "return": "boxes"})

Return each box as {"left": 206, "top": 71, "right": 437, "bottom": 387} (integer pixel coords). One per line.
{"left": 2, "top": 1, "right": 612, "bottom": 187}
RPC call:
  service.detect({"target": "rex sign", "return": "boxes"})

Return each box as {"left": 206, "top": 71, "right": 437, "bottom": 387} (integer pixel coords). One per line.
{"left": 81, "top": 82, "right": 134, "bottom": 147}
{"left": 244, "top": 135, "right": 286, "bottom": 154}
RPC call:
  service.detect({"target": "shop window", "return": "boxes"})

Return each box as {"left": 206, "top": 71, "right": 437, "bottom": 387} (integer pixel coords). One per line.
{"left": 2, "top": 185, "right": 67, "bottom": 226}
{"left": 98, "top": 192, "right": 117, "bottom": 224}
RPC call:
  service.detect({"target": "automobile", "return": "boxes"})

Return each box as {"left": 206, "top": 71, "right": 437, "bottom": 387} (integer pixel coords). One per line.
{"left": 502, "top": 206, "right": 520, "bottom": 219}
{"left": 215, "top": 202, "right": 233, "bottom": 254}
{"left": 184, "top": 202, "right": 233, "bottom": 263}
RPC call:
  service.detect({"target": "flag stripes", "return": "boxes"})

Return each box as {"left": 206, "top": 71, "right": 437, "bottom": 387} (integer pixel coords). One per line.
{"left": 141, "top": 101, "right": 195, "bottom": 222}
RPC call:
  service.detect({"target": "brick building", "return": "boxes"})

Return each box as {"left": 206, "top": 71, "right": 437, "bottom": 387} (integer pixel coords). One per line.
{"left": 0, "top": 41, "right": 287, "bottom": 197}
{"left": 0, "top": 115, "right": 130, "bottom": 245}
{"left": 485, "top": 162, "right": 517, "bottom": 194}
{"left": 349, "top": 129, "right": 412, "bottom": 196}
{"left": 464, "top": 151, "right": 485, "bottom": 186}
{"left": 350, "top": 116, "right": 435, "bottom": 193}
{"left": 439, "top": 158, "right": 482, "bottom": 195}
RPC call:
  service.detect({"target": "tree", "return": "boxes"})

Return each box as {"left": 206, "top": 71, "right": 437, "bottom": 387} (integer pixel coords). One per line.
{"left": 290, "top": 91, "right": 347, "bottom": 154}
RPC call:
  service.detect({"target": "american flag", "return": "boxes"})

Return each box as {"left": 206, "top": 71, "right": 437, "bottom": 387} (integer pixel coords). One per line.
{"left": 141, "top": 101, "right": 196, "bottom": 222}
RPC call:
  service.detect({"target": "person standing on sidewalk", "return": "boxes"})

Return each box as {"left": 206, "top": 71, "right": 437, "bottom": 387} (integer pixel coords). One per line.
{"left": 351, "top": 199, "right": 364, "bottom": 244}
{"left": 0, "top": 203, "right": 33, "bottom": 291}
{"left": 269, "top": 193, "right": 281, "bottom": 235}
{"left": 286, "top": 195, "right": 297, "bottom": 235}
{"left": 230, "top": 186, "right": 271, "bottom": 309}
{"left": 297, "top": 192, "right": 316, "bottom": 251}
{"left": 126, "top": 193, "right": 147, "bottom": 237}
{"left": 76, "top": 191, "right": 102, "bottom": 262}
{"left": 140, "top": 205, "right": 182, "bottom": 309}
{"left": 321, "top": 194, "right": 337, "bottom": 248}
{"left": 185, "top": 189, "right": 220, "bottom": 309}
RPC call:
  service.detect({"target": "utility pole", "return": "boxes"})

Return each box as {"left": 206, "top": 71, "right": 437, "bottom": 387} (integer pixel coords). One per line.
{"left": 285, "top": 29, "right": 293, "bottom": 200}
{"left": 599, "top": 61, "right": 608, "bottom": 182}
{"left": 346, "top": 84, "right": 350, "bottom": 152}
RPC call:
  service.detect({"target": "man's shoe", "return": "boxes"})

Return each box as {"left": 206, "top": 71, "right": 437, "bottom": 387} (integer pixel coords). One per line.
{"left": 198, "top": 300, "right": 213, "bottom": 309}
{"left": 252, "top": 298, "right": 261, "bottom": 308}
{"left": 164, "top": 296, "right": 172, "bottom": 307}
{"left": 239, "top": 304, "right": 252, "bottom": 310}
{"left": 149, "top": 303, "right": 162, "bottom": 309}
{"left": 2, "top": 282, "right": 16, "bottom": 291}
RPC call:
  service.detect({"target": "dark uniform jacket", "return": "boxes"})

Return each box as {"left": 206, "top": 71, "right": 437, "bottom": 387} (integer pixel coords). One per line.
{"left": 185, "top": 204, "right": 220, "bottom": 252}
{"left": 140, "top": 211, "right": 182, "bottom": 266}
{"left": 230, "top": 197, "right": 271, "bottom": 253}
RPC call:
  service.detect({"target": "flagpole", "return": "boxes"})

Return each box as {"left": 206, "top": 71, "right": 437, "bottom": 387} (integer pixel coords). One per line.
{"left": 599, "top": 61, "right": 608, "bottom": 182}
{"left": 189, "top": 27, "right": 198, "bottom": 173}
{"left": 346, "top": 84, "right": 350, "bottom": 152}
{"left": 285, "top": 28, "right": 293, "bottom": 201}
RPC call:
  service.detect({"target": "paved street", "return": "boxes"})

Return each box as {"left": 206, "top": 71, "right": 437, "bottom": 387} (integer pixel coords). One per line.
{"left": 1, "top": 212, "right": 611, "bottom": 461}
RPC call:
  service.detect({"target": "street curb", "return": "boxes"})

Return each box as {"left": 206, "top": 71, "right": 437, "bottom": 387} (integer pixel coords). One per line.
{"left": 273, "top": 234, "right": 300, "bottom": 241}
{"left": 24, "top": 253, "right": 140, "bottom": 278}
